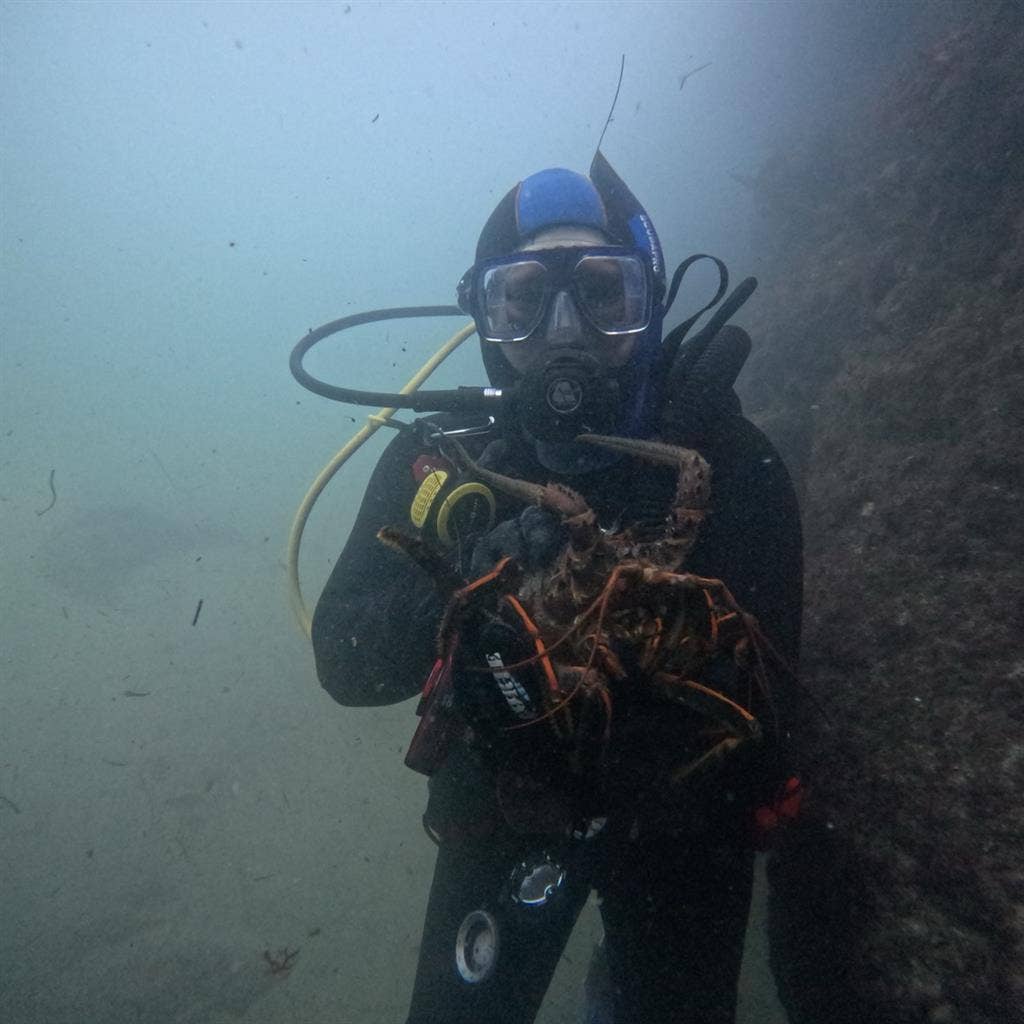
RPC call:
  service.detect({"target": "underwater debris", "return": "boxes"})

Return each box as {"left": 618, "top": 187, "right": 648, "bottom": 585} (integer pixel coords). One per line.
{"left": 678, "top": 61, "right": 710, "bottom": 91}
{"left": 262, "top": 947, "right": 299, "bottom": 976}
{"left": 36, "top": 468, "right": 56, "bottom": 516}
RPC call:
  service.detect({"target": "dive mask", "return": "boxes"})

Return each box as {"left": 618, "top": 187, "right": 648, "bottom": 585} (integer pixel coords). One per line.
{"left": 458, "top": 246, "right": 653, "bottom": 344}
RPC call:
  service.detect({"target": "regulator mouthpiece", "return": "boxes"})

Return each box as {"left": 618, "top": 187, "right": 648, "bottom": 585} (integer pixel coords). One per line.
{"left": 514, "top": 351, "right": 621, "bottom": 443}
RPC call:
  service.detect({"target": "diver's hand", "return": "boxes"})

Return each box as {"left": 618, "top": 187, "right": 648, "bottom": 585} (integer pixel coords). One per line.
{"left": 469, "top": 506, "right": 565, "bottom": 578}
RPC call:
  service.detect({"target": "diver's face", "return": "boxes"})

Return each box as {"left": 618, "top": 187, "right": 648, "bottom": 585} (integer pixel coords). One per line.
{"left": 497, "top": 226, "right": 639, "bottom": 375}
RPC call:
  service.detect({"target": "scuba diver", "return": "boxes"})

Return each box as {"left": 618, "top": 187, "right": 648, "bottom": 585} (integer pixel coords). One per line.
{"left": 307, "top": 154, "right": 803, "bottom": 1024}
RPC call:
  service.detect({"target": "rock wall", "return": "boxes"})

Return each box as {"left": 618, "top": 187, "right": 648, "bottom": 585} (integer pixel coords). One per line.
{"left": 738, "top": 5, "right": 1024, "bottom": 1022}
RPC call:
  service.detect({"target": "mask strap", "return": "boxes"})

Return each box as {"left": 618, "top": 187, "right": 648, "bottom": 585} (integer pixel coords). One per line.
{"left": 657, "top": 276, "right": 759, "bottom": 430}
{"left": 658, "top": 254, "right": 729, "bottom": 375}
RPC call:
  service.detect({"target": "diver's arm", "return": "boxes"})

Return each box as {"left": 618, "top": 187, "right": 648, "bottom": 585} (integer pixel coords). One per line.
{"left": 675, "top": 409, "right": 803, "bottom": 670}
{"left": 732, "top": 414, "right": 803, "bottom": 671}
{"left": 730, "top": 413, "right": 804, "bottom": 776}
{"left": 701, "top": 412, "right": 802, "bottom": 661}
{"left": 684, "top": 410, "right": 804, "bottom": 801}
{"left": 765, "top": 436, "right": 803, "bottom": 685}
{"left": 312, "top": 429, "right": 445, "bottom": 707}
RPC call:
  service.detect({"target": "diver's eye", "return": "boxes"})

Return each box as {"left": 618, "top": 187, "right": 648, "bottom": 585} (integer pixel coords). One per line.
{"left": 505, "top": 273, "right": 545, "bottom": 309}
{"left": 576, "top": 260, "right": 625, "bottom": 319}
{"left": 574, "top": 255, "right": 648, "bottom": 332}
{"left": 499, "top": 263, "right": 546, "bottom": 325}
{"left": 481, "top": 260, "right": 549, "bottom": 339}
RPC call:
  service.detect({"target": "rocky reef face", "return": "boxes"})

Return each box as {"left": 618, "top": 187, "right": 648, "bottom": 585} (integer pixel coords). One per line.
{"left": 739, "top": 5, "right": 1024, "bottom": 1022}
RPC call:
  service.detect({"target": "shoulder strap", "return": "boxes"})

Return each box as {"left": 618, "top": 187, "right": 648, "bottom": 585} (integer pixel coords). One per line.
{"left": 658, "top": 276, "right": 758, "bottom": 437}
{"left": 656, "top": 254, "right": 729, "bottom": 379}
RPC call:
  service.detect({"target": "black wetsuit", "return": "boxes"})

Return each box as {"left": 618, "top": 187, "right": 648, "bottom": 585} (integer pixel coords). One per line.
{"left": 313, "top": 406, "right": 803, "bottom": 1024}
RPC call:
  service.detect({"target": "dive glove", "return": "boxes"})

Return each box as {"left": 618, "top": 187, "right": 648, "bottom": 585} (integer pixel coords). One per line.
{"left": 469, "top": 505, "right": 566, "bottom": 579}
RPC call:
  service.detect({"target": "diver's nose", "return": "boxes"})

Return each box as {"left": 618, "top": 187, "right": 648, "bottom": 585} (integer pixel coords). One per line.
{"left": 542, "top": 289, "right": 584, "bottom": 343}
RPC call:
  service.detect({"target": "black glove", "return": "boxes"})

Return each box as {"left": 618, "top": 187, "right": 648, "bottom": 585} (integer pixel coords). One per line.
{"left": 469, "top": 505, "right": 566, "bottom": 579}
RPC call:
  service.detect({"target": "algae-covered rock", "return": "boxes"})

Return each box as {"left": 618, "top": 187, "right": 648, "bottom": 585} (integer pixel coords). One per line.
{"left": 741, "top": 4, "right": 1024, "bottom": 1021}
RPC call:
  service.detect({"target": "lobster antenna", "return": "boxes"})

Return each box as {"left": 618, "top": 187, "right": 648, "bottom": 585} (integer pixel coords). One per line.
{"left": 594, "top": 54, "right": 625, "bottom": 157}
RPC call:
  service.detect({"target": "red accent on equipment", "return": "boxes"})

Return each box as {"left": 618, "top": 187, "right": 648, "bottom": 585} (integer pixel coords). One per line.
{"left": 752, "top": 775, "right": 804, "bottom": 850}
{"left": 411, "top": 453, "right": 454, "bottom": 483}
{"left": 404, "top": 645, "right": 462, "bottom": 776}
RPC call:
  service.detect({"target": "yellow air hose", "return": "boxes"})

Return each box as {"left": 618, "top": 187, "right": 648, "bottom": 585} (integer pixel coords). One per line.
{"left": 287, "top": 321, "right": 478, "bottom": 637}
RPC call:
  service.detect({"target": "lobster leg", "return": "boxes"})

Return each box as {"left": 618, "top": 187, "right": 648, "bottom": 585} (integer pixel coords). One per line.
{"left": 576, "top": 434, "right": 711, "bottom": 567}
{"left": 575, "top": 434, "right": 711, "bottom": 512}
{"left": 670, "top": 737, "right": 745, "bottom": 787}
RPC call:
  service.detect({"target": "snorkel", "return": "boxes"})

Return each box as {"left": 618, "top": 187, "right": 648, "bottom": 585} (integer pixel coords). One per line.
{"left": 588, "top": 150, "right": 667, "bottom": 441}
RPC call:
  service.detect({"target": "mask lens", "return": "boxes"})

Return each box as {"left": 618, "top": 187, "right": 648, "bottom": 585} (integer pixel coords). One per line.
{"left": 573, "top": 255, "right": 650, "bottom": 334}
{"left": 480, "top": 260, "right": 548, "bottom": 342}
{"left": 472, "top": 249, "right": 651, "bottom": 342}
